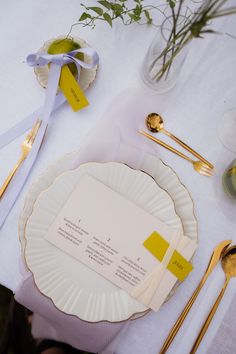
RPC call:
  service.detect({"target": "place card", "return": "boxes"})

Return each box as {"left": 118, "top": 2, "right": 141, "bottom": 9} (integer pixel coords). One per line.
{"left": 44, "top": 175, "right": 196, "bottom": 310}
{"left": 59, "top": 65, "right": 89, "bottom": 111}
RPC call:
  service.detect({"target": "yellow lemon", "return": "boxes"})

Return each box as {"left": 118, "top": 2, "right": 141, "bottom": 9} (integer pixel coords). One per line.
{"left": 47, "top": 38, "right": 84, "bottom": 78}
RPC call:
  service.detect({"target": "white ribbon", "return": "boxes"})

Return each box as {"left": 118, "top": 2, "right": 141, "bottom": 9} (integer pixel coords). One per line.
{"left": 0, "top": 47, "right": 99, "bottom": 227}
{"left": 27, "top": 47, "right": 99, "bottom": 77}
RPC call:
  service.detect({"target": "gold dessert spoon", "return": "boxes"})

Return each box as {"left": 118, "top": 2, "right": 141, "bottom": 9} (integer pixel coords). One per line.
{"left": 159, "top": 240, "right": 231, "bottom": 354}
{"left": 190, "top": 245, "right": 236, "bottom": 354}
{"left": 146, "top": 113, "right": 214, "bottom": 169}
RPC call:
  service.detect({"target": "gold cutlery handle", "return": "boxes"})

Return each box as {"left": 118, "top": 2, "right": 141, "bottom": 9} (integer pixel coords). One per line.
{"left": 159, "top": 240, "right": 231, "bottom": 354}
{"left": 163, "top": 129, "right": 214, "bottom": 169}
{"left": 139, "top": 130, "right": 193, "bottom": 163}
{"left": 190, "top": 277, "right": 229, "bottom": 354}
{"left": 0, "top": 155, "right": 25, "bottom": 199}
{"left": 159, "top": 280, "right": 205, "bottom": 354}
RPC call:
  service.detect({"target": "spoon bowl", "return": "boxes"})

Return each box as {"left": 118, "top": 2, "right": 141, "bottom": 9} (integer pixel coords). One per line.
{"left": 146, "top": 113, "right": 164, "bottom": 133}
{"left": 221, "top": 245, "right": 236, "bottom": 278}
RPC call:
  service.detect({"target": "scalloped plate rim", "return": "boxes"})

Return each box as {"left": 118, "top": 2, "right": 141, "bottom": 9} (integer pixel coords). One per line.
{"left": 24, "top": 162, "right": 184, "bottom": 322}
{"left": 19, "top": 153, "right": 198, "bottom": 322}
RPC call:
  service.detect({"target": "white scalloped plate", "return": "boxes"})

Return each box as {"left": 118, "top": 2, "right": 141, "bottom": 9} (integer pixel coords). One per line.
{"left": 19, "top": 153, "right": 198, "bottom": 321}
{"left": 34, "top": 36, "right": 98, "bottom": 90}
{"left": 24, "top": 162, "right": 184, "bottom": 322}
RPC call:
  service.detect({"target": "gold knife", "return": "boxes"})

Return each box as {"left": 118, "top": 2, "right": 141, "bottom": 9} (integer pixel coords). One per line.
{"left": 159, "top": 240, "right": 231, "bottom": 354}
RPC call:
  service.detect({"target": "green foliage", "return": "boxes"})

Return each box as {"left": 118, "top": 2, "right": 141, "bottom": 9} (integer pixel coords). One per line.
{"left": 103, "top": 12, "right": 113, "bottom": 27}
{"left": 167, "top": 0, "right": 176, "bottom": 9}
{"left": 75, "top": 0, "right": 236, "bottom": 82}
{"left": 148, "top": 0, "right": 236, "bottom": 81}
{"left": 78, "top": 0, "right": 164, "bottom": 28}
{"left": 77, "top": 0, "right": 236, "bottom": 32}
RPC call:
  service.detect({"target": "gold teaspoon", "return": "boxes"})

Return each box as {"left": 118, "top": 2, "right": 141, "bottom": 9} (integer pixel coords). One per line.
{"left": 146, "top": 113, "right": 214, "bottom": 169}
{"left": 190, "top": 245, "right": 236, "bottom": 354}
{"left": 159, "top": 240, "right": 231, "bottom": 354}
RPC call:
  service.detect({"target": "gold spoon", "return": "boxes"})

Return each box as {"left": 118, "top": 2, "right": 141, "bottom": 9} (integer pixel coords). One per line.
{"left": 190, "top": 245, "right": 236, "bottom": 354}
{"left": 146, "top": 113, "right": 214, "bottom": 169}
{"left": 159, "top": 240, "right": 231, "bottom": 354}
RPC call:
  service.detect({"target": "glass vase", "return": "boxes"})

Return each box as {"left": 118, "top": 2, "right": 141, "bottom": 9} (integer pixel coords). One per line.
{"left": 141, "top": 16, "right": 190, "bottom": 93}
{"left": 218, "top": 108, "right": 236, "bottom": 152}
{"left": 222, "top": 158, "right": 236, "bottom": 199}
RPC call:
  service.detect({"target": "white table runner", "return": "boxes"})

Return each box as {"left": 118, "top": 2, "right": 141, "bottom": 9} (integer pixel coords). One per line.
{"left": 16, "top": 89, "right": 236, "bottom": 353}
{"left": 1, "top": 1, "right": 236, "bottom": 353}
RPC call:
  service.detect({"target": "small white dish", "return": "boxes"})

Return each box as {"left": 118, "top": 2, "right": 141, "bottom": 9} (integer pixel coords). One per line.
{"left": 34, "top": 36, "right": 98, "bottom": 91}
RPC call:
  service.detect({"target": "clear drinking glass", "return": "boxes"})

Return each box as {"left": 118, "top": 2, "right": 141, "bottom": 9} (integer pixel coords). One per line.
{"left": 217, "top": 110, "right": 236, "bottom": 221}
{"left": 222, "top": 158, "right": 236, "bottom": 199}
{"left": 214, "top": 157, "right": 236, "bottom": 223}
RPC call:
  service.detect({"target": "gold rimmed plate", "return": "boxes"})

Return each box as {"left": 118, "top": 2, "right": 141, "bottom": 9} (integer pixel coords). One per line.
{"left": 19, "top": 152, "right": 197, "bottom": 323}
{"left": 23, "top": 161, "right": 183, "bottom": 323}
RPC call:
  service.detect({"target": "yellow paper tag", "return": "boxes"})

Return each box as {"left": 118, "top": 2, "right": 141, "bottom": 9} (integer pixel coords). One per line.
{"left": 167, "top": 250, "right": 193, "bottom": 281}
{"left": 59, "top": 65, "right": 89, "bottom": 112}
{"left": 143, "top": 231, "right": 193, "bottom": 281}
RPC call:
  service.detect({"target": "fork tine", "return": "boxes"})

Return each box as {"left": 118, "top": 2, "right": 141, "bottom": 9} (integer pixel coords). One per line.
{"left": 202, "top": 165, "right": 213, "bottom": 173}
{"left": 25, "top": 119, "right": 40, "bottom": 143}
{"left": 31, "top": 119, "right": 41, "bottom": 136}
{"left": 204, "top": 168, "right": 213, "bottom": 174}
{"left": 28, "top": 120, "right": 41, "bottom": 145}
{"left": 25, "top": 129, "right": 34, "bottom": 142}
{"left": 204, "top": 170, "right": 213, "bottom": 176}
{"left": 25, "top": 119, "right": 38, "bottom": 142}
{"left": 200, "top": 163, "right": 214, "bottom": 174}
{"left": 202, "top": 167, "right": 213, "bottom": 175}
{"left": 194, "top": 163, "right": 213, "bottom": 176}
{"left": 199, "top": 169, "right": 212, "bottom": 177}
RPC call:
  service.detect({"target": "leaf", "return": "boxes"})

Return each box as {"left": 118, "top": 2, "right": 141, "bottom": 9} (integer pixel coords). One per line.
{"left": 167, "top": 0, "right": 176, "bottom": 8}
{"left": 201, "top": 29, "right": 216, "bottom": 34}
{"left": 98, "top": 0, "right": 111, "bottom": 10}
{"left": 144, "top": 9, "right": 152, "bottom": 24}
{"left": 128, "top": 13, "right": 140, "bottom": 21}
{"left": 88, "top": 6, "right": 103, "bottom": 16}
{"left": 134, "top": 5, "right": 142, "bottom": 17}
{"left": 103, "top": 12, "right": 113, "bottom": 26}
{"left": 79, "top": 12, "right": 90, "bottom": 21}
{"left": 111, "top": 3, "right": 124, "bottom": 15}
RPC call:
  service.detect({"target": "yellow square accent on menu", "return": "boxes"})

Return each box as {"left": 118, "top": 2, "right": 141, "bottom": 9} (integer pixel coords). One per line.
{"left": 143, "top": 231, "right": 169, "bottom": 262}
{"left": 59, "top": 65, "right": 89, "bottom": 112}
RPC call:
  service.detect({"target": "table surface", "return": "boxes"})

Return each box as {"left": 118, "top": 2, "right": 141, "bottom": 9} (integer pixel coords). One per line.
{"left": 0, "top": 1, "right": 236, "bottom": 353}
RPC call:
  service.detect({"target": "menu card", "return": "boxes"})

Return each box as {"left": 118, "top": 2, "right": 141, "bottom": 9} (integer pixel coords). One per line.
{"left": 44, "top": 175, "right": 196, "bottom": 310}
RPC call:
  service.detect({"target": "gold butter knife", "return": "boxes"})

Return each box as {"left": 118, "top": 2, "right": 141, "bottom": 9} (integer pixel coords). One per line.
{"left": 190, "top": 245, "right": 236, "bottom": 354}
{"left": 159, "top": 240, "right": 231, "bottom": 354}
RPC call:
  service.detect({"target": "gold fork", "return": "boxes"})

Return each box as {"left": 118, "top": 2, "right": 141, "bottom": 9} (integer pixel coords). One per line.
{"left": 0, "top": 119, "right": 41, "bottom": 199}
{"left": 139, "top": 130, "right": 213, "bottom": 177}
